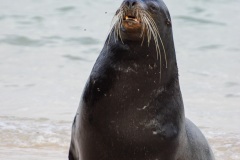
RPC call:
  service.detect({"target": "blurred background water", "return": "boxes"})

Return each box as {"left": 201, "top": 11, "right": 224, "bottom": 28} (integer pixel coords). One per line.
{"left": 0, "top": 0, "right": 239, "bottom": 159}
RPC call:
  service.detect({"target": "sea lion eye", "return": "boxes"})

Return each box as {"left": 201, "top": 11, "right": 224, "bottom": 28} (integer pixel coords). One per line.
{"left": 148, "top": 2, "right": 159, "bottom": 12}
{"left": 166, "top": 18, "right": 172, "bottom": 26}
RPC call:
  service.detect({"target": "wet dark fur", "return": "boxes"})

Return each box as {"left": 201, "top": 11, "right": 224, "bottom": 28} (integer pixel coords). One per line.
{"left": 68, "top": 0, "right": 215, "bottom": 159}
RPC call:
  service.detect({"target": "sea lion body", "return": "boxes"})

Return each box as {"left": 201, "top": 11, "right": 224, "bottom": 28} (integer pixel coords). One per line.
{"left": 68, "top": 0, "right": 215, "bottom": 159}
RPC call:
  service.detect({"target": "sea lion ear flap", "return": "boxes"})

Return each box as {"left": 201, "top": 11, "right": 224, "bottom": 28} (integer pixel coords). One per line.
{"left": 165, "top": 18, "right": 172, "bottom": 26}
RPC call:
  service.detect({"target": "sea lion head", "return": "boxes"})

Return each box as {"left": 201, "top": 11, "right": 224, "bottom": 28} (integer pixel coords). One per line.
{"left": 110, "top": 0, "right": 172, "bottom": 43}
{"left": 108, "top": 0, "right": 176, "bottom": 82}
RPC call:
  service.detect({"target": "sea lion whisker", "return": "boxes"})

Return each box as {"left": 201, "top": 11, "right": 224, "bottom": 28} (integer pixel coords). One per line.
{"left": 140, "top": 23, "right": 146, "bottom": 46}
{"left": 114, "top": 22, "right": 118, "bottom": 42}
{"left": 142, "top": 11, "right": 168, "bottom": 68}
{"left": 118, "top": 16, "right": 125, "bottom": 44}
{"left": 114, "top": 21, "right": 119, "bottom": 43}
{"left": 141, "top": 11, "right": 167, "bottom": 76}
{"left": 107, "top": 7, "right": 121, "bottom": 44}
{"left": 137, "top": 10, "right": 139, "bottom": 20}
{"left": 142, "top": 15, "right": 153, "bottom": 47}
{"left": 140, "top": 13, "right": 162, "bottom": 79}
{"left": 139, "top": 12, "right": 146, "bottom": 46}
{"left": 142, "top": 15, "right": 159, "bottom": 53}
{"left": 158, "top": 32, "right": 167, "bottom": 68}
{"left": 149, "top": 23, "right": 162, "bottom": 74}
{"left": 141, "top": 16, "right": 151, "bottom": 46}
{"left": 115, "top": 18, "right": 119, "bottom": 39}
{"left": 117, "top": 12, "right": 123, "bottom": 42}
{"left": 107, "top": 15, "right": 120, "bottom": 48}
{"left": 109, "top": 9, "right": 126, "bottom": 44}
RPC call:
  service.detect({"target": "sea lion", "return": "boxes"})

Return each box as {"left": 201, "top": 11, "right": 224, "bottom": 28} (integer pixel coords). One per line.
{"left": 68, "top": 0, "right": 215, "bottom": 160}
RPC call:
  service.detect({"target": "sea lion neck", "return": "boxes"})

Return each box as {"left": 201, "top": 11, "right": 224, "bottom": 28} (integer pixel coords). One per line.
{"left": 105, "top": 38, "right": 179, "bottom": 88}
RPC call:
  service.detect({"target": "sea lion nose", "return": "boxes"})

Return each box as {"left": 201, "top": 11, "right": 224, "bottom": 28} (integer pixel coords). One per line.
{"left": 125, "top": 0, "right": 138, "bottom": 8}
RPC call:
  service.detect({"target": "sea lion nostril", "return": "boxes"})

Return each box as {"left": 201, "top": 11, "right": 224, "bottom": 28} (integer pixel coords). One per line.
{"left": 125, "top": 0, "right": 138, "bottom": 8}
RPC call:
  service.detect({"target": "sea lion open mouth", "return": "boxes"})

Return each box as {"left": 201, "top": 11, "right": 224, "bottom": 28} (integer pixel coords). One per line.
{"left": 122, "top": 15, "right": 141, "bottom": 30}
{"left": 122, "top": 12, "right": 142, "bottom": 30}
{"left": 123, "top": 15, "right": 140, "bottom": 23}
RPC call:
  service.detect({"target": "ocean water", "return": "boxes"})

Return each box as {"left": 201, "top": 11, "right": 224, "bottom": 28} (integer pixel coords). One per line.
{"left": 0, "top": 0, "right": 239, "bottom": 159}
